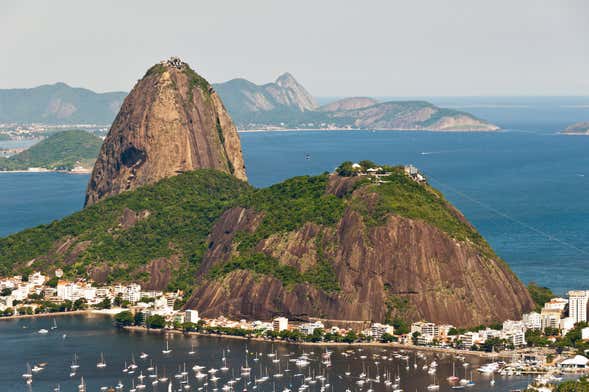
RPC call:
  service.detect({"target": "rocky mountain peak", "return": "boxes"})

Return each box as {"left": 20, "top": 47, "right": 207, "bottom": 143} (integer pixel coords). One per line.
{"left": 275, "top": 72, "right": 297, "bottom": 87}
{"left": 85, "top": 59, "right": 247, "bottom": 206}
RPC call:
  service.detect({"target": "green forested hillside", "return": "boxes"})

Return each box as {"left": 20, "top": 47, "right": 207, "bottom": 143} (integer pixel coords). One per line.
{"left": 0, "top": 165, "right": 497, "bottom": 292}
{"left": 0, "top": 130, "right": 102, "bottom": 171}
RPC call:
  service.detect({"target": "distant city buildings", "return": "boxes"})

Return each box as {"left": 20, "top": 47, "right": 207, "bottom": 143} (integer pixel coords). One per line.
{"left": 185, "top": 310, "right": 200, "bottom": 324}
{"left": 3, "top": 269, "right": 589, "bottom": 362}
{"left": 568, "top": 290, "right": 588, "bottom": 324}
{"left": 370, "top": 323, "right": 395, "bottom": 340}
{"left": 299, "top": 321, "right": 324, "bottom": 335}
{"left": 273, "top": 317, "right": 289, "bottom": 332}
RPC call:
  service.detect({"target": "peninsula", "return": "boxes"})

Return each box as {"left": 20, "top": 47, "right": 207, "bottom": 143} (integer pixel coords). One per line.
{"left": 0, "top": 130, "right": 101, "bottom": 172}
{"left": 0, "top": 58, "right": 530, "bottom": 330}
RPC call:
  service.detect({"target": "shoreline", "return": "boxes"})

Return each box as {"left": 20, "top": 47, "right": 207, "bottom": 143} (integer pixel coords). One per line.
{"left": 122, "top": 325, "right": 511, "bottom": 359}
{"left": 237, "top": 128, "right": 501, "bottom": 133}
{"left": 0, "top": 169, "right": 91, "bottom": 174}
{"left": 0, "top": 308, "right": 120, "bottom": 321}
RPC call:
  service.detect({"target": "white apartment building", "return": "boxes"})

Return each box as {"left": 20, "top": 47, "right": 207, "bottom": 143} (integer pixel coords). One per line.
{"left": 12, "top": 284, "right": 30, "bottom": 301}
{"left": 185, "top": 310, "right": 200, "bottom": 324}
{"left": 29, "top": 272, "right": 46, "bottom": 286}
{"left": 523, "top": 312, "right": 542, "bottom": 330}
{"left": 502, "top": 320, "right": 526, "bottom": 334}
{"left": 479, "top": 328, "right": 502, "bottom": 341}
{"left": 561, "top": 317, "right": 575, "bottom": 334}
{"left": 252, "top": 320, "right": 273, "bottom": 331}
{"left": 544, "top": 298, "right": 568, "bottom": 312}
{"left": 57, "top": 281, "right": 77, "bottom": 301}
{"left": 503, "top": 331, "right": 526, "bottom": 347}
{"left": 370, "top": 323, "right": 394, "bottom": 339}
{"left": 460, "top": 332, "right": 480, "bottom": 348}
{"left": 299, "top": 321, "right": 324, "bottom": 335}
{"left": 273, "top": 317, "right": 289, "bottom": 332}
{"left": 122, "top": 284, "right": 142, "bottom": 304}
{"left": 568, "top": 290, "right": 588, "bottom": 324}
{"left": 95, "top": 287, "right": 110, "bottom": 298}
{"left": 421, "top": 323, "right": 439, "bottom": 337}
{"left": 541, "top": 310, "right": 561, "bottom": 330}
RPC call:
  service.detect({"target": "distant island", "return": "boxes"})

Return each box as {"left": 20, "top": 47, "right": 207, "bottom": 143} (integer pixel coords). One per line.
{"left": 213, "top": 74, "right": 500, "bottom": 131}
{"left": 0, "top": 73, "right": 499, "bottom": 132}
{"left": 0, "top": 130, "right": 102, "bottom": 172}
{"left": 562, "top": 122, "right": 589, "bottom": 135}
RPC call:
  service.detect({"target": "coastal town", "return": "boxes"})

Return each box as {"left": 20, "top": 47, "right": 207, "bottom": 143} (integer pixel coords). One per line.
{"left": 3, "top": 271, "right": 589, "bottom": 379}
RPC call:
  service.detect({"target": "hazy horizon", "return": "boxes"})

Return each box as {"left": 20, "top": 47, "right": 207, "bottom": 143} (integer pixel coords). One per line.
{"left": 2, "top": 0, "right": 588, "bottom": 97}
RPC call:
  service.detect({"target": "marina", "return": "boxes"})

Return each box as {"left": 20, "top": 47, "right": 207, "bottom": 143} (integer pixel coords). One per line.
{"left": 2, "top": 314, "right": 552, "bottom": 391}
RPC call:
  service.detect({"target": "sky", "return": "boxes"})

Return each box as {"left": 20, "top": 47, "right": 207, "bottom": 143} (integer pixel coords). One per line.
{"left": 1, "top": 0, "right": 588, "bottom": 97}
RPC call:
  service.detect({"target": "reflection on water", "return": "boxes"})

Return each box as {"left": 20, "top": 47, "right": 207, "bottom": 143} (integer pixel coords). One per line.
{"left": 0, "top": 315, "right": 536, "bottom": 391}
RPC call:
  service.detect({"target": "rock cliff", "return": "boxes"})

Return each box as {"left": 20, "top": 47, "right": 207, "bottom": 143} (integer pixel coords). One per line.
{"left": 212, "top": 73, "right": 318, "bottom": 120}
{"left": 185, "top": 170, "right": 533, "bottom": 327}
{"left": 85, "top": 58, "right": 246, "bottom": 206}
{"left": 1, "top": 164, "right": 534, "bottom": 327}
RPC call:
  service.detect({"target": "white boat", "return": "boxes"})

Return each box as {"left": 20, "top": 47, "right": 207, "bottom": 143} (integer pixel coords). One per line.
{"left": 162, "top": 340, "right": 172, "bottom": 354}
{"left": 38, "top": 328, "right": 49, "bottom": 334}
{"left": 96, "top": 352, "right": 107, "bottom": 368}
{"left": 70, "top": 354, "right": 80, "bottom": 370}
{"left": 159, "top": 367, "right": 169, "bottom": 383}
{"left": 427, "top": 374, "right": 440, "bottom": 390}
{"left": 31, "top": 364, "right": 44, "bottom": 373}
{"left": 78, "top": 377, "right": 86, "bottom": 391}
{"left": 22, "top": 363, "right": 33, "bottom": 379}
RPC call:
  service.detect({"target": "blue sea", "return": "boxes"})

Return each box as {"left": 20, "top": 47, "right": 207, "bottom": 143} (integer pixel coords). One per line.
{"left": 1, "top": 97, "right": 588, "bottom": 295}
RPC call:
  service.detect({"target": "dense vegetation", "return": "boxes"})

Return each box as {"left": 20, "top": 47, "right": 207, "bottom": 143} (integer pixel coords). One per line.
{"left": 0, "top": 170, "right": 249, "bottom": 292}
{"left": 0, "top": 162, "right": 503, "bottom": 296}
{"left": 555, "top": 377, "right": 589, "bottom": 392}
{"left": 0, "top": 130, "right": 102, "bottom": 171}
{"left": 528, "top": 282, "right": 555, "bottom": 311}
{"left": 335, "top": 162, "right": 496, "bottom": 257}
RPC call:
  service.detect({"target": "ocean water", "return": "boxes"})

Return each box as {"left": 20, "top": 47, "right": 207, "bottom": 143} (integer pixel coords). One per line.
{"left": 0, "top": 99, "right": 588, "bottom": 295}
{"left": 0, "top": 314, "right": 535, "bottom": 391}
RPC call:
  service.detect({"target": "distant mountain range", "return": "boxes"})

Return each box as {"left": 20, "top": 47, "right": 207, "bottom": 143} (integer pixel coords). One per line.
{"left": 213, "top": 75, "right": 498, "bottom": 131}
{"left": 0, "top": 83, "right": 126, "bottom": 124}
{"left": 212, "top": 73, "right": 317, "bottom": 118}
{"left": 0, "top": 74, "right": 499, "bottom": 131}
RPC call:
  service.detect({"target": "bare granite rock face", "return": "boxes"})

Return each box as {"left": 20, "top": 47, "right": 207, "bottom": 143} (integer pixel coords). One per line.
{"left": 319, "top": 97, "right": 379, "bottom": 112}
{"left": 186, "top": 177, "right": 533, "bottom": 327}
{"left": 85, "top": 58, "right": 247, "bottom": 206}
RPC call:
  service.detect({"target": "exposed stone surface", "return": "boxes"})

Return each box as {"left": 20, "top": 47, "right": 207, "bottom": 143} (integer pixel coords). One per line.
{"left": 85, "top": 58, "right": 247, "bottom": 206}
{"left": 319, "top": 97, "right": 379, "bottom": 112}
{"left": 186, "top": 180, "right": 533, "bottom": 327}
{"left": 327, "top": 101, "right": 499, "bottom": 131}
{"left": 212, "top": 72, "right": 318, "bottom": 118}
